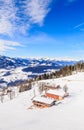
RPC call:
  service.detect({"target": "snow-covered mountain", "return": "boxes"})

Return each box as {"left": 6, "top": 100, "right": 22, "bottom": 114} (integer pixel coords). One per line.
{"left": 0, "top": 55, "right": 77, "bottom": 86}
{"left": 0, "top": 55, "right": 76, "bottom": 69}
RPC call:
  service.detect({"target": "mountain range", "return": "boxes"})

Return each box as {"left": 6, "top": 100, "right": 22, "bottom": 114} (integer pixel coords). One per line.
{"left": 0, "top": 55, "right": 77, "bottom": 87}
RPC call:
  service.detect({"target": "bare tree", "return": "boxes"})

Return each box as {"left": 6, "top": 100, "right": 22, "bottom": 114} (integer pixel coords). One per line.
{"left": 33, "top": 89, "right": 36, "bottom": 97}
{"left": 63, "top": 84, "right": 68, "bottom": 94}
{"left": 38, "top": 82, "right": 45, "bottom": 94}
{"left": 10, "top": 91, "right": 14, "bottom": 100}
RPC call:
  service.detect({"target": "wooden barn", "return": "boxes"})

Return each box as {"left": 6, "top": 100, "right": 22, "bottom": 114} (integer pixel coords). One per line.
{"left": 32, "top": 96, "right": 55, "bottom": 108}
{"left": 46, "top": 89, "right": 65, "bottom": 100}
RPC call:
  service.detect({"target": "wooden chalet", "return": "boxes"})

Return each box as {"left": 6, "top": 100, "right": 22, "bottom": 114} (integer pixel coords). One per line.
{"left": 46, "top": 89, "right": 65, "bottom": 100}
{"left": 32, "top": 96, "right": 55, "bottom": 108}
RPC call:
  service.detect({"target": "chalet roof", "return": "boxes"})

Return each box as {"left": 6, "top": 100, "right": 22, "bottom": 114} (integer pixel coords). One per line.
{"left": 33, "top": 96, "right": 54, "bottom": 104}
{"left": 46, "top": 89, "right": 65, "bottom": 97}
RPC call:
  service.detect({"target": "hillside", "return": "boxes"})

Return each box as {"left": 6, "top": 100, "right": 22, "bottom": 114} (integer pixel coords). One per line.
{"left": 0, "top": 72, "right": 84, "bottom": 130}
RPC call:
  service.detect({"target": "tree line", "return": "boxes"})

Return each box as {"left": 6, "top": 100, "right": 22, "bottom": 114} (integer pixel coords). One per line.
{"left": 34, "top": 62, "right": 84, "bottom": 80}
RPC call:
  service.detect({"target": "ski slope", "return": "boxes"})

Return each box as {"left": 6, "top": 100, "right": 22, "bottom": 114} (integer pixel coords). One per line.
{"left": 0, "top": 72, "right": 84, "bottom": 130}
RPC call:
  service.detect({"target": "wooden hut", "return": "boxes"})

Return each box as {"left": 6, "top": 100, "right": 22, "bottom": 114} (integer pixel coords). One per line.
{"left": 32, "top": 96, "right": 55, "bottom": 108}
{"left": 46, "top": 89, "right": 65, "bottom": 100}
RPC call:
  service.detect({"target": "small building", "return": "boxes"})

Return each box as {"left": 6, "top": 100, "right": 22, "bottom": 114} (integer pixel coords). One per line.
{"left": 46, "top": 89, "right": 65, "bottom": 100}
{"left": 32, "top": 96, "right": 55, "bottom": 108}
{"left": 43, "top": 85, "right": 57, "bottom": 90}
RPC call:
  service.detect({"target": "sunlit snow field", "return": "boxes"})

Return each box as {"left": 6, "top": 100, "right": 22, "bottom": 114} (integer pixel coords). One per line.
{"left": 0, "top": 72, "right": 84, "bottom": 130}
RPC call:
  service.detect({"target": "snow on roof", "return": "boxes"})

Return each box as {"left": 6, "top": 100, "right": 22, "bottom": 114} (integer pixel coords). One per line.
{"left": 47, "top": 89, "right": 64, "bottom": 97}
{"left": 33, "top": 96, "right": 54, "bottom": 104}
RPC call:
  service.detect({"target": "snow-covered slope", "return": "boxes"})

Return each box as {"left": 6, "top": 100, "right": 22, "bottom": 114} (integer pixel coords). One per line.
{"left": 0, "top": 67, "right": 28, "bottom": 83}
{"left": 0, "top": 67, "right": 29, "bottom": 86}
{"left": 0, "top": 72, "right": 84, "bottom": 130}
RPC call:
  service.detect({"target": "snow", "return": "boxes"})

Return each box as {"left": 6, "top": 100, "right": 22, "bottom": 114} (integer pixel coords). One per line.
{"left": 0, "top": 83, "right": 7, "bottom": 87}
{"left": 0, "top": 72, "right": 84, "bottom": 130}
{"left": 0, "top": 67, "right": 29, "bottom": 83}
{"left": 47, "top": 89, "right": 65, "bottom": 96}
{"left": 33, "top": 96, "right": 54, "bottom": 104}
{"left": 44, "top": 69, "right": 56, "bottom": 72}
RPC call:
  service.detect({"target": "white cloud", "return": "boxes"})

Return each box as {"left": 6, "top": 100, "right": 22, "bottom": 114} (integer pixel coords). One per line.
{"left": 0, "top": 0, "right": 52, "bottom": 36}
{"left": 0, "top": 39, "right": 21, "bottom": 51}
{"left": 25, "top": 0, "right": 52, "bottom": 26}
{"left": 74, "top": 23, "right": 84, "bottom": 29}
{"left": 0, "top": 0, "right": 17, "bottom": 36}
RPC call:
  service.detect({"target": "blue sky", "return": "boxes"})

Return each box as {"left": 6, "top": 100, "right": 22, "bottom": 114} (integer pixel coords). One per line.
{"left": 0, "top": 0, "right": 84, "bottom": 60}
